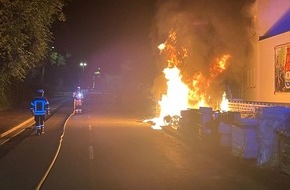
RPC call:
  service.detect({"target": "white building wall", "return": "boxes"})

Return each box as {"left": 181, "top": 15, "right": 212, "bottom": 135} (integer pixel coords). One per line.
{"left": 244, "top": 0, "right": 290, "bottom": 103}
{"left": 258, "top": 32, "right": 290, "bottom": 103}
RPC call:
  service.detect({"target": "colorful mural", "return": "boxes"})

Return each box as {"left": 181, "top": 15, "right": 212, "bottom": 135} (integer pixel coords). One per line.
{"left": 275, "top": 44, "right": 290, "bottom": 92}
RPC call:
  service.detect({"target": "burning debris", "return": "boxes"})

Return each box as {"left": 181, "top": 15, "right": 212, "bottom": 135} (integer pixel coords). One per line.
{"left": 146, "top": 0, "right": 256, "bottom": 129}
{"left": 146, "top": 29, "right": 231, "bottom": 129}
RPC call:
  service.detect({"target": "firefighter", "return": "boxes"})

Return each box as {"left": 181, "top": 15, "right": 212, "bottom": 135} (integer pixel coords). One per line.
{"left": 30, "top": 89, "right": 50, "bottom": 135}
{"left": 73, "top": 86, "right": 84, "bottom": 113}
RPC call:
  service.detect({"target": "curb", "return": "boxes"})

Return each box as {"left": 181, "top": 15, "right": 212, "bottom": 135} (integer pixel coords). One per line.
{"left": 0, "top": 117, "right": 34, "bottom": 138}
{"left": 0, "top": 98, "right": 72, "bottom": 140}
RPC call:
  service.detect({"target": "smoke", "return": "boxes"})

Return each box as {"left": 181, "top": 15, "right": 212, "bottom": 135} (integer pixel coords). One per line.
{"left": 150, "top": 0, "right": 257, "bottom": 102}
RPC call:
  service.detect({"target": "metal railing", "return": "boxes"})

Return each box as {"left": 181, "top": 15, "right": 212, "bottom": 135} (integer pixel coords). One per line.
{"left": 228, "top": 100, "right": 290, "bottom": 116}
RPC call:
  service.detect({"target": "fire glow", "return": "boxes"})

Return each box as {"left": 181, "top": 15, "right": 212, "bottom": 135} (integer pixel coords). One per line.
{"left": 147, "top": 30, "right": 231, "bottom": 129}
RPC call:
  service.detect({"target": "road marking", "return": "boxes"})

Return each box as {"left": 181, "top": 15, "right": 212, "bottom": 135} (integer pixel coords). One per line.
{"left": 88, "top": 124, "right": 92, "bottom": 131}
{"left": 89, "top": 146, "right": 94, "bottom": 160}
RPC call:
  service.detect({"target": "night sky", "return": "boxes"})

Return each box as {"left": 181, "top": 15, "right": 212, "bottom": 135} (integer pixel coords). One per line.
{"left": 53, "top": 0, "right": 156, "bottom": 83}
{"left": 52, "top": 0, "right": 256, "bottom": 99}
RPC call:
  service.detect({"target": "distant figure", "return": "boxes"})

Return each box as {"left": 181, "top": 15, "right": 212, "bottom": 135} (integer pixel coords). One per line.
{"left": 30, "top": 89, "right": 50, "bottom": 135}
{"left": 73, "top": 86, "right": 84, "bottom": 113}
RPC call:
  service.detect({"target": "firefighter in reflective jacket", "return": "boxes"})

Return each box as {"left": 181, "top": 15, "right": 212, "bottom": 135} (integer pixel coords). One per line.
{"left": 73, "top": 86, "right": 84, "bottom": 113}
{"left": 30, "top": 89, "right": 50, "bottom": 135}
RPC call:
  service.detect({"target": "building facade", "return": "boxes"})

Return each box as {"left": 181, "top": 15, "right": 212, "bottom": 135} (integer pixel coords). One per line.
{"left": 244, "top": 0, "right": 290, "bottom": 103}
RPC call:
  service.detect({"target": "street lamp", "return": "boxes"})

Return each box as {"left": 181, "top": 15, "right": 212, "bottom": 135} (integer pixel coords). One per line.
{"left": 80, "top": 62, "right": 87, "bottom": 72}
{"left": 79, "top": 62, "right": 87, "bottom": 87}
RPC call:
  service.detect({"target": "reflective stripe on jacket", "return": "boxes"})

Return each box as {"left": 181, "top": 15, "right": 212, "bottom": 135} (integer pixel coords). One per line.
{"left": 30, "top": 96, "right": 49, "bottom": 116}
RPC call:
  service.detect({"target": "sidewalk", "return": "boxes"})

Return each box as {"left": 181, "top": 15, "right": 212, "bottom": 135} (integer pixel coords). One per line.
{"left": 0, "top": 97, "right": 72, "bottom": 139}
{"left": 0, "top": 108, "right": 32, "bottom": 137}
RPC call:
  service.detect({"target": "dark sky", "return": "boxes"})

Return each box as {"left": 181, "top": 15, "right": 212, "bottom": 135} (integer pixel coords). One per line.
{"left": 53, "top": 0, "right": 156, "bottom": 77}
{"left": 52, "top": 0, "right": 256, "bottom": 99}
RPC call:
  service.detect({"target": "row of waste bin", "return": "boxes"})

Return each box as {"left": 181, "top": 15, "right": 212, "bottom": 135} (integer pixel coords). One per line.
{"left": 178, "top": 106, "right": 290, "bottom": 175}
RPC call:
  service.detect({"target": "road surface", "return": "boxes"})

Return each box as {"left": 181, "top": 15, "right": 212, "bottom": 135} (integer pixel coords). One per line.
{"left": 43, "top": 94, "right": 290, "bottom": 190}
{"left": 0, "top": 94, "right": 290, "bottom": 190}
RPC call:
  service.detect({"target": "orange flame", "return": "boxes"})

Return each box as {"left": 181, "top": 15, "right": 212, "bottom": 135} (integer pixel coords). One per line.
{"left": 160, "top": 30, "right": 188, "bottom": 68}
{"left": 210, "top": 54, "right": 231, "bottom": 79}
{"left": 147, "top": 30, "right": 231, "bottom": 129}
{"left": 220, "top": 91, "right": 229, "bottom": 112}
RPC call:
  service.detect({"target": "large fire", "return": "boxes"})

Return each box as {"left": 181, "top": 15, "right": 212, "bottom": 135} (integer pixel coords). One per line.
{"left": 148, "top": 30, "right": 231, "bottom": 129}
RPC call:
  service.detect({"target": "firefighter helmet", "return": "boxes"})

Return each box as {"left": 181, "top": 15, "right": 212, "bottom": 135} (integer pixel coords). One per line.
{"left": 37, "top": 89, "right": 44, "bottom": 96}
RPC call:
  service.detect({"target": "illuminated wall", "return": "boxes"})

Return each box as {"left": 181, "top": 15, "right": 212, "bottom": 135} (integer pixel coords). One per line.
{"left": 258, "top": 32, "right": 290, "bottom": 102}
{"left": 245, "top": 0, "right": 290, "bottom": 102}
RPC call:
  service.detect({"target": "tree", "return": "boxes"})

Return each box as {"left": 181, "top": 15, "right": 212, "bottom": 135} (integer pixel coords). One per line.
{"left": 40, "top": 47, "right": 67, "bottom": 85}
{"left": 0, "top": 0, "right": 66, "bottom": 106}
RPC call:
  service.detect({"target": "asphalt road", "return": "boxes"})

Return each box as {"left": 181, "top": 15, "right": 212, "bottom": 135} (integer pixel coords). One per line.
{"left": 1, "top": 94, "right": 290, "bottom": 190}
{"left": 44, "top": 94, "right": 290, "bottom": 190}
{"left": 0, "top": 99, "right": 73, "bottom": 189}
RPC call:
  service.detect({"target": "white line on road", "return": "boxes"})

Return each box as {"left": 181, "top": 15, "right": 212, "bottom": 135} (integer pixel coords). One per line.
{"left": 88, "top": 124, "right": 92, "bottom": 131}
{"left": 89, "top": 145, "right": 94, "bottom": 160}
